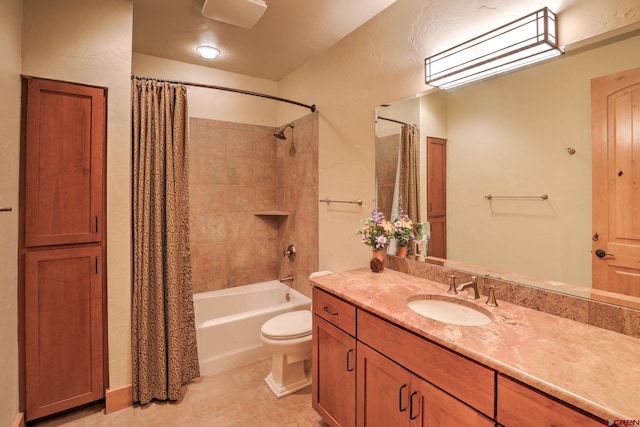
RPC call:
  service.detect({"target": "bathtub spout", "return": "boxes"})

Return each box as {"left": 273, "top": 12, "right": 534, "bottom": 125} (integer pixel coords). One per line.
{"left": 280, "top": 274, "right": 294, "bottom": 283}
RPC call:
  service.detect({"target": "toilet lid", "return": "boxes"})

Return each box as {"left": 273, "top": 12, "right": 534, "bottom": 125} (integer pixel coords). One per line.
{"left": 261, "top": 310, "right": 312, "bottom": 339}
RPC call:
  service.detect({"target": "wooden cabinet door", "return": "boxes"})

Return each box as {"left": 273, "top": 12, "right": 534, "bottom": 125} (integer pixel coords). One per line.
{"left": 497, "top": 375, "right": 602, "bottom": 427}
{"left": 24, "top": 246, "right": 104, "bottom": 421}
{"left": 313, "top": 315, "right": 356, "bottom": 427}
{"left": 357, "top": 342, "right": 411, "bottom": 427}
{"left": 23, "top": 77, "right": 105, "bottom": 247}
{"left": 427, "top": 137, "right": 446, "bottom": 258}
{"left": 412, "top": 376, "right": 495, "bottom": 427}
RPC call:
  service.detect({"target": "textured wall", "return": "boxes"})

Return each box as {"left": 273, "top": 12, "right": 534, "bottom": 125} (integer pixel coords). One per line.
{"left": 0, "top": 1, "right": 23, "bottom": 425}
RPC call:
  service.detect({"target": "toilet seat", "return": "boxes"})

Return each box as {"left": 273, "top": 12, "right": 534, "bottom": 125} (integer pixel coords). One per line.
{"left": 261, "top": 310, "right": 312, "bottom": 340}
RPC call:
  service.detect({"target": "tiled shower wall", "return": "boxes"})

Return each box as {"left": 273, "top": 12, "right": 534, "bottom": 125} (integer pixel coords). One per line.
{"left": 188, "top": 113, "right": 318, "bottom": 298}
{"left": 375, "top": 133, "right": 400, "bottom": 219}
{"left": 275, "top": 113, "right": 319, "bottom": 298}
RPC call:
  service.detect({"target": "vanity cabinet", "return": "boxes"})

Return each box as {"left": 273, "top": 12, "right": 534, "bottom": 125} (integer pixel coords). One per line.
{"left": 357, "top": 342, "right": 494, "bottom": 426}
{"left": 312, "top": 288, "right": 357, "bottom": 427}
{"left": 312, "top": 285, "right": 606, "bottom": 427}
{"left": 357, "top": 310, "right": 495, "bottom": 418}
{"left": 497, "top": 375, "right": 602, "bottom": 427}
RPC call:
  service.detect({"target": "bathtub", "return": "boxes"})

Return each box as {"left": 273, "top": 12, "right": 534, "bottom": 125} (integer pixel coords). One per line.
{"left": 193, "top": 280, "right": 311, "bottom": 376}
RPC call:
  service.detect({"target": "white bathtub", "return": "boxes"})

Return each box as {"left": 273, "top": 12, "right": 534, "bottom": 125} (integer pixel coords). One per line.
{"left": 193, "top": 280, "right": 311, "bottom": 376}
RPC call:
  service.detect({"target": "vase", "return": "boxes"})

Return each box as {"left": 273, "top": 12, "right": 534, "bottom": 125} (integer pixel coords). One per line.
{"left": 396, "top": 245, "right": 408, "bottom": 257}
{"left": 369, "top": 250, "right": 385, "bottom": 273}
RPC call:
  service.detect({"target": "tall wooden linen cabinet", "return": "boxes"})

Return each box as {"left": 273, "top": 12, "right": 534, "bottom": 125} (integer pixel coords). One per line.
{"left": 19, "top": 77, "right": 107, "bottom": 421}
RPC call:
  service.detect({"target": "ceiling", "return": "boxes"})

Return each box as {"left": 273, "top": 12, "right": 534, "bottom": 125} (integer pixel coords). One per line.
{"left": 133, "top": 0, "right": 398, "bottom": 81}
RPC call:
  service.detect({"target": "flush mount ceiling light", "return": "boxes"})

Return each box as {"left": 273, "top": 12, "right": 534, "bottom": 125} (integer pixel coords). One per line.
{"left": 425, "top": 7, "right": 563, "bottom": 90}
{"left": 196, "top": 45, "right": 221, "bottom": 59}
{"left": 201, "top": 0, "right": 267, "bottom": 29}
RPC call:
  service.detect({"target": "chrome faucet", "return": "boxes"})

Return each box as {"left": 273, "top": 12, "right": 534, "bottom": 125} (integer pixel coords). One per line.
{"left": 457, "top": 276, "right": 479, "bottom": 300}
{"left": 447, "top": 275, "right": 459, "bottom": 295}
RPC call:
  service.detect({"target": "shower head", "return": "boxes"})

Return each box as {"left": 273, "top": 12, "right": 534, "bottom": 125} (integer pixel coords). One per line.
{"left": 274, "top": 123, "right": 294, "bottom": 140}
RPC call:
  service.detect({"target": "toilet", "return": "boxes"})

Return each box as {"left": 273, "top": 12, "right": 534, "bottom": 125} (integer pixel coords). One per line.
{"left": 260, "top": 309, "right": 312, "bottom": 398}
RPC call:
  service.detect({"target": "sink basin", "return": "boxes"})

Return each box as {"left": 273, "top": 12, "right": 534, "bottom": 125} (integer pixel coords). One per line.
{"left": 407, "top": 295, "right": 493, "bottom": 326}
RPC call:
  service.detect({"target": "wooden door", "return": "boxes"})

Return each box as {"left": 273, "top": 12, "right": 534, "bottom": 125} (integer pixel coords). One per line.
{"left": 427, "top": 137, "right": 447, "bottom": 258}
{"left": 25, "top": 247, "right": 103, "bottom": 420}
{"left": 23, "top": 77, "right": 105, "bottom": 247}
{"left": 412, "top": 376, "right": 495, "bottom": 427}
{"left": 357, "top": 342, "right": 411, "bottom": 427}
{"left": 592, "top": 67, "right": 640, "bottom": 297}
{"left": 312, "top": 315, "right": 356, "bottom": 427}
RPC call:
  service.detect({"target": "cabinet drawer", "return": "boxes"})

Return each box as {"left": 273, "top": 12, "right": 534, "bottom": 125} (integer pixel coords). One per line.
{"left": 358, "top": 309, "right": 495, "bottom": 418}
{"left": 313, "top": 287, "right": 356, "bottom": 336}
{"left": 497, "top": 375, "right": 602, "bottom": 427}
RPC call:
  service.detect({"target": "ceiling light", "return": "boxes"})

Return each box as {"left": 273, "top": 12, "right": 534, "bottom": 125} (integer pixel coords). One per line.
{"left": 425, "top": 7, "right": 564, "bottom": 90}
{"left": 196, "top": 45, "right": 221, "bottom": 59}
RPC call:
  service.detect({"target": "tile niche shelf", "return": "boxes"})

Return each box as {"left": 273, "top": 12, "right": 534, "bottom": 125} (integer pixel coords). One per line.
{"left": 253, "top": 211, "right": 290, "bottom": 216}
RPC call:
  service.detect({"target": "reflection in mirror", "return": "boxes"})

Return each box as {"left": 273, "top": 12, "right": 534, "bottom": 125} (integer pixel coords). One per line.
{"left": 375, "top": 30, "right": 640, "bottom": 308}
{"left": 375, "top": 100, "right": 423, "bottom": 256}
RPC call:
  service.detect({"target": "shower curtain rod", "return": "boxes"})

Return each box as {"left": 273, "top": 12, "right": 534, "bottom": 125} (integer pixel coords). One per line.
{"left": 376, "top": 116, "right": 416, "bottom": 127}
{"left": 131, "top": 74, "right": 316, "bottom": 112}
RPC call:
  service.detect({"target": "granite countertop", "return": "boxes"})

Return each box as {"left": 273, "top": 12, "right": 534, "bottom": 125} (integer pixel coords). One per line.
{"left": 310, "top": 268, "right": 640, "bottom": 421}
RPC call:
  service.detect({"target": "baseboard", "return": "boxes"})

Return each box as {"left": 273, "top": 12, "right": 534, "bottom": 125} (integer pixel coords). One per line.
{"left": 105, "top": 385, "right": 133, "bottom": 414}
{"left": 13, "top": 412, "right": 25, "bottom": 427}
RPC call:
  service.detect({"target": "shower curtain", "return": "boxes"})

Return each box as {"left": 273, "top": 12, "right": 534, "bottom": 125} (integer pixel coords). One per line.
{"left": 131, "top": 78, "right": 200, "bottom": 404}
{"left": 399, "top": 124, "right": 420, "bottom": 224}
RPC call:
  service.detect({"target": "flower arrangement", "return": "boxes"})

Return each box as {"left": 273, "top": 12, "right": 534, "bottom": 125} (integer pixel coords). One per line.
{"left": 390, "top": 207, "right": 419, "bottom": 247}
{"left": 357, "top": 208, "right": 395, "bottom": 250}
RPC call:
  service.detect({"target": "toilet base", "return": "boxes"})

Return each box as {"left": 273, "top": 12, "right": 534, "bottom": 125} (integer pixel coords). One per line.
{"left": 264, "top": 356, "right": 311, "bottom": 398}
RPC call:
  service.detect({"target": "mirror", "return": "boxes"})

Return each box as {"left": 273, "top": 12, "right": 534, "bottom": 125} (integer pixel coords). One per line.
{"left": 375, "top": 30, "right": 640, "bottom": 307}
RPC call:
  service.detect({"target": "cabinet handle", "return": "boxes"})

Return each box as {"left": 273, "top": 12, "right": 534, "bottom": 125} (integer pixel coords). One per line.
{"left": 409, "top": 391, "right": 421, "bottom": 420}
{"left": 95, "top": 257, "right": 99, "bottom": 274}
{"left": 323, "top": 306, "right": 338, "bottom": 316}
{"left": 346, "top": 349, "right": 355, "bottom": 372}
{"left": 398, "top": 384, "right": 408, "bottom": 412}
{"left": 95, "top": 216, "right": 99, "bottom": 233}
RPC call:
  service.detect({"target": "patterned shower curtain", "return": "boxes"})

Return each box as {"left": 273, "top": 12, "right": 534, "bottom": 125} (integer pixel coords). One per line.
{"left": 399, "top": 124, "right": 420, "bottom": 224}
{"left": 131, "top": 78, "right": 200, "bottom": 404}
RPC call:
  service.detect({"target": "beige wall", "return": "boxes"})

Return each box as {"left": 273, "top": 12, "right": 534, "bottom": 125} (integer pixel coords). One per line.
{"left": 132, "top": 53, "right": 279, "bottom": 126}
{"left": 277, "top": 0, "right": 640, "bottom": 274}
{"left": 0, "top": 0, "right": 23, "bottom": 424}
{"left": 21, "top": 0, "right": 134, "bottom": 390}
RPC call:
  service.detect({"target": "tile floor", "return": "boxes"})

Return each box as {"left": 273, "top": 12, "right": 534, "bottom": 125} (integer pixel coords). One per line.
{"left": 30, "top": 359, "right": 328, "bottom": 427}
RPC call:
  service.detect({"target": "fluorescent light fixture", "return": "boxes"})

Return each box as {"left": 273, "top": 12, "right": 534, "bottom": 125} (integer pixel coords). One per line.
{"left": 425, "top": 8, "right": 564, "bottom": 90}
{"left": 196, "top": 45, "right": 221, "bottom": 59}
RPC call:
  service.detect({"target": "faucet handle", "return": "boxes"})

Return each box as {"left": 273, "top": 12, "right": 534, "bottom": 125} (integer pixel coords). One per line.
{"left": 447, "top": 275, "right": 459, "bottom": 295}
{"left": 486, "top": 285, "right": 498, "bottom": 307}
